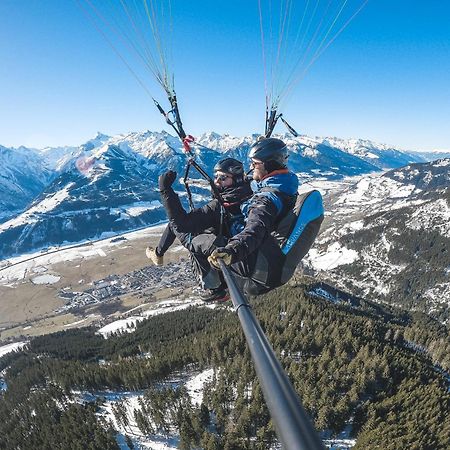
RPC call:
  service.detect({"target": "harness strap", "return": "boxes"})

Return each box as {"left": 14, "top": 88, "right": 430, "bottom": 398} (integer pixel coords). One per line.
{"left": 183, "top": 162, "right": 195, "bottom": 211}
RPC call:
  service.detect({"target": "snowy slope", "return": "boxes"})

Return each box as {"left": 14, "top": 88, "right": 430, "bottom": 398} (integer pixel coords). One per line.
{"left": 0, "top": 341, "right": 27, "bottom": 358}
{"left": 322, "top": 136, "right": 426, "bottom": 169}
{"left": 305, "top": 159, "right": 450, "bottom": 323}
{"left": 0, "top": 141, "right": 179, "bottom": 258}
{"left": 0, "top": 131, "right": 438, "bottom": 259}
{"left": 0, "top": 145, "right": 52, "bottom": 221}
{"left": 409, "top": 149, "right": 450, "bottom": 162}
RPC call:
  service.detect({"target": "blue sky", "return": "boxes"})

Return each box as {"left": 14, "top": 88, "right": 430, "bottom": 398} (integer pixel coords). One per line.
{"left": 1, "top": 0, "right": 449, "bottom": 151}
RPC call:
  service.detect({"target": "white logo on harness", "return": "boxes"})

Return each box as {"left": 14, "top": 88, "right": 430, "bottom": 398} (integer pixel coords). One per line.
{"left": 283, "top": 221, "right": 306, "bottom": 254}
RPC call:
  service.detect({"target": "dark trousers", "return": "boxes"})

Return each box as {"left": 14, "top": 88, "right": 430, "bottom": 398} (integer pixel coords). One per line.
{"left": 157, "top": 222, "right": 225, "bottom": 290}
{"left": 188, "top": 233, "right": 226, "bottom": 290}
{"left": 157, "top": 223, "right": 283, "bottom": 295}
{"left": 156, "top": 222, "right": 177, "bottom": 256}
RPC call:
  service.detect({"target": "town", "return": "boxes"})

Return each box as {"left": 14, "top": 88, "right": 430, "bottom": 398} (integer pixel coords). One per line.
{"left": 57, "top": 260, "right": 196, "bottom": 312}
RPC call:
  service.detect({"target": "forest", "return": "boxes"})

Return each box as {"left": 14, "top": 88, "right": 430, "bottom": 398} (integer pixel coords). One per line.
{"left": 1, "top": 279, "right": 449, "bottom": 449}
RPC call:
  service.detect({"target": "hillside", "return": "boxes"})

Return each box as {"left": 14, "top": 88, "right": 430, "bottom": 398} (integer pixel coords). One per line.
{"left": 0, "top": 145, "right": 52, "bottom": 221}
{"left": 305, "top": 159, "right": 450, "bottom": 323}
{"left": 1, "top": 282, "right": 449, "bottom": 449}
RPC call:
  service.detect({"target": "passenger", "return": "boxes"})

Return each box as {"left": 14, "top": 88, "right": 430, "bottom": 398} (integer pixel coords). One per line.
{"left": 207, "top": 138, "right": 299, "bottom": 296}
{"left": 156, "top": 158, "right": 253, "bottom": 302}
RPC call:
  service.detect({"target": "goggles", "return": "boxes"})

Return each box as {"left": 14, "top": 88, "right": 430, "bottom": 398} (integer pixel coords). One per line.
{"left": 214, "top": 173, "right": 232, "bottom": 182}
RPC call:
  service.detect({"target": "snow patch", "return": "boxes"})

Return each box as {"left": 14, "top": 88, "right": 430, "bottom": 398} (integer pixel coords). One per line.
{"left": 97, "top": 317, "right": 141, "bottom": 338}
{"left": 185, "top": 368, "right": 214, "bottom": 406}
{"left": 406, "top": 199, "right": 450, "bottom": 237}
{"left": 434, "top": 159, "right": 450, "bottom": 167}
{"left": 347, "top": 220, "right": 364, "bottom": 231}
{"left": 0, "top": 341, "right": 27, "bottom": 358}
{"left": 308, "top": 287, "right": 341, "bottom": 304}
{"left": 31, "top": 274, "right": 60, "bottom": 285}
{"left": 302, "top": 146, "right": 319, "bottom": 158}
{"left": 335, "top": 175, "right": 416, "bottom": 208}
{"left": 64, "top": 317, "right": 89, "bottom": 328}
{"left": 97, "top": 297, "right": 222, "bottom": 339}
{"left": 0, "top": 186, "right": 72, "bottom": 231}
{"left": 424, "top": 283, "right": 450, "bottom": 306}
{"left": 80, "top": 368, "right": 215, "bottom": 450}
{"left": 111, "top": 201, "right": 162, "bottom": 218}
{"left": 308, "top": 243, "right": 359, "bottom": 270}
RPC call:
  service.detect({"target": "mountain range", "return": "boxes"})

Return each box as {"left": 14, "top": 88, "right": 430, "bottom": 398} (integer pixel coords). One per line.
{"left": 304, "top": 158, "right": 450, "bottom": 323}
{"left": 1, "top": 133, "right": 449, "bottom": 449}
{"left": 0, "top": 131, "right": 448, "bottom": 260}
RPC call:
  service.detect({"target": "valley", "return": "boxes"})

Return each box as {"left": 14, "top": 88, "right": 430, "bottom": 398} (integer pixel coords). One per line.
{"left": 1, "top": 158, "right": 449, "bottom": 345}
{"left": 0, "top": 163, "right": 449, "bottom": 449}
{"left": 0, "top": 224, "right": 194, "bottom": 342}
{"left": 0, "top": 175, "right": 357, "bottom": 344}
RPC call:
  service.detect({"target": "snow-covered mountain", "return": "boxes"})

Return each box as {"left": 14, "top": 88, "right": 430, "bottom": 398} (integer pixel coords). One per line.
{"left": 0, "top": 131, "right": 434, "bottom": 259}
{"left": 320, "top": 136, "right": 426, "bottom": 169}
{"left": 410, "top": 149, "right": 450, "bottom": 162}
{"left": 305, "top": 159, "right": 450, "bottom": 323}
{"left": 0, "top": 145, "right": 53, "bottom": 222}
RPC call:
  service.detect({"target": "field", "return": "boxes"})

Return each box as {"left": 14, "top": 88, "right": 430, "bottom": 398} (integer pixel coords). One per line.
{"left": 0, "top": 224, "right": 190, "bottom": 342}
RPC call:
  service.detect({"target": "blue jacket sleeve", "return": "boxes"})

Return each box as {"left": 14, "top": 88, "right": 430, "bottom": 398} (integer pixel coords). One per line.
{"left": 225, "top": 194, "right": 279, "bottom": 261}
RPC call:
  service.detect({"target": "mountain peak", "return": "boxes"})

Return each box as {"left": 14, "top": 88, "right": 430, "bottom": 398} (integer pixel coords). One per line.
{"left": 94, "top": 132, "right": 110, "bottom": 141}
{"left": 1, "top": 131, "right": 447, "bottom": 259}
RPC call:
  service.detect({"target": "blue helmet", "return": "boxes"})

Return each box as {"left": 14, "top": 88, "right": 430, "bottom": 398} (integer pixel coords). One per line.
{"left": 249, "top": 138, "right": 288, "bottom": 167}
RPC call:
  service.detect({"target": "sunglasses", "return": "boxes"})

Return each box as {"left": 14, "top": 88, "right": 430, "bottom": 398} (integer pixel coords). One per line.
{"left": 214, "top": 173, "right": 232, "bottom": 182}
{"left": 250, "top": 159, "right": 264, "bottom": 167}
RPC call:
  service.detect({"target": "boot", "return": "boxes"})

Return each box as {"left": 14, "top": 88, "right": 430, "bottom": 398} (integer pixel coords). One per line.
{"left": 199, "top": 287, "right": 230, "bottom": 303}
{"left": 146, "top": 247, "right": 163, "bottom": 266}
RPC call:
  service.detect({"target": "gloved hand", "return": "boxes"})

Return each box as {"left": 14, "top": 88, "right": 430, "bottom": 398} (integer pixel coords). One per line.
{"left": 159, "top": 171, "right": 177, "bottom": 191}
{"left": 208, "top": 247, "right": 234, "bottom": 269}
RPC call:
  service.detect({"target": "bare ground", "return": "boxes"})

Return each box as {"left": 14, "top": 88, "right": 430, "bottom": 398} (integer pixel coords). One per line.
{"left": 0, "top": 225, "right": 191, "bottom": 343}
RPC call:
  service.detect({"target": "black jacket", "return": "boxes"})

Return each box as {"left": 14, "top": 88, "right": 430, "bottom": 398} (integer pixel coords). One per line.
{"left": 160, "top": 182, "right": 253, "bottom": 237}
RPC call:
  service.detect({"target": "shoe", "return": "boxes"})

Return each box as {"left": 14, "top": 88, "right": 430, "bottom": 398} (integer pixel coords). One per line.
{"left": 199, "top": 288, "right": 230, "bottom": 303}
{"left": 146, "top": 247, "right": 163, "bottom": 266}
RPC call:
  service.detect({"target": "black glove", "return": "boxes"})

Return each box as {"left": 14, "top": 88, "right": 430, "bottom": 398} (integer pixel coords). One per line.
{"left": 159, "top": 170, "right": 177, "bottom": 191}
{"left": 208, "top": 247, "right": 234, "bottom": 269}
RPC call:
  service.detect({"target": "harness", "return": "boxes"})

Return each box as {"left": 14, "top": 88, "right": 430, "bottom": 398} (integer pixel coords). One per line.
{"left": 153, "top": 97, "right": 230, "bottom": 237}
{"left": 246, "top": 170, "right": 298, "bottom": 225}
{"left": 237, "top": 178, "right": 324, "bottom": 295}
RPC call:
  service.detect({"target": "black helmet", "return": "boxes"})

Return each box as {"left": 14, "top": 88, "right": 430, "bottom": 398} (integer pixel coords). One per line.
{"left": 248, "top": 138, "right": 288, "bottom": 166}
{"left": 214, "top": 158, "right": 244, "bottom": 182}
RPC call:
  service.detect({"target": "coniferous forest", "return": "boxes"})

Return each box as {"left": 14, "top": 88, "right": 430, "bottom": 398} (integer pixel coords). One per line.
{"left": 1, "top": 281, "right": 449, "bottom": 449}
